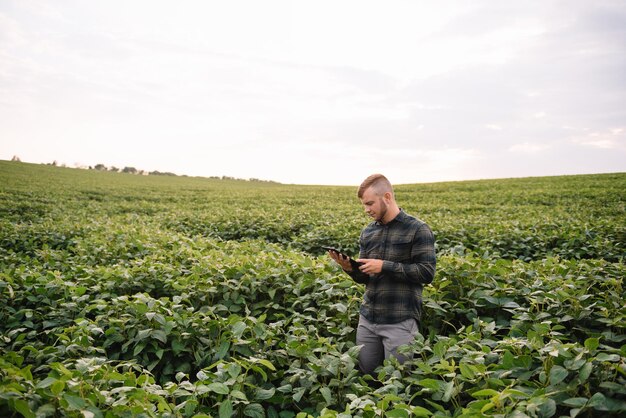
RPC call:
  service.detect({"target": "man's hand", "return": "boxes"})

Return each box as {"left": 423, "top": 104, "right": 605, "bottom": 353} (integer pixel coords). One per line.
{"left": 328, "top": 250, "right": 353, "bottom": 272}
{"left": 356, "top": 258, "right": 384, "bottom": 275}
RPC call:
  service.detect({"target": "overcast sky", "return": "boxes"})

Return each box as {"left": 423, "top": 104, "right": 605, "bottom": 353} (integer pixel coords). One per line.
{"left": 1, "top": 1, "right": 625, "bottom": 185}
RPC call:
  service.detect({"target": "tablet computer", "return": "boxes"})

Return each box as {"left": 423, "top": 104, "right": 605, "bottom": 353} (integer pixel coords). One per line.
{"left": 322, "top": 246, "right": 363, "bottom": 270}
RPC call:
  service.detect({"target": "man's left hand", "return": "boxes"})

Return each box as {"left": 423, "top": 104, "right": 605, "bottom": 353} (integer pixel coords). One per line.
{"left": 356, "top": 258, "right": 384, "bottom": 275}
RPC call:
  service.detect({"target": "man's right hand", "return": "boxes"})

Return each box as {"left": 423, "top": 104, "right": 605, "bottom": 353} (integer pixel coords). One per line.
{"left": 327, "top": 250, "right": 353, "bottom": 272}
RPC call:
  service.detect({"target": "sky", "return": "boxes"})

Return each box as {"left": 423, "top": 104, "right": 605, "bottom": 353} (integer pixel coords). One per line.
{"left": 1, "top": 1, "right": 625, "bottom": 185}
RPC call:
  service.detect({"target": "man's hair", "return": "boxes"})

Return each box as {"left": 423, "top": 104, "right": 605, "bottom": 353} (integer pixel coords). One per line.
{"left": 358, "top": 174, "right": 393, "bottom": 199}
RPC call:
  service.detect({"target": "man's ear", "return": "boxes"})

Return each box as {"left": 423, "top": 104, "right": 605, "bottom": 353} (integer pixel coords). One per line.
{"left": 384, "top": 191, "right": 393, "bottom": 202}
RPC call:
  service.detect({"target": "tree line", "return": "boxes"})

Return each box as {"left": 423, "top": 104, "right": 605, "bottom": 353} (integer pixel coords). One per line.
{"left": 9, "top": 156, "right": 278, "bottom": 183}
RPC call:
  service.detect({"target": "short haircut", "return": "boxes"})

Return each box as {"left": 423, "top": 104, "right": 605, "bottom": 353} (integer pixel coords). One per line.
{"left": 358, "top": 174, "right": 393, "bottom": 198}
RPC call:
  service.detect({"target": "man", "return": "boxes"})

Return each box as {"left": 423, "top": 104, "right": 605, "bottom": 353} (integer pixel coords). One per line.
{"left": 328, "top": 174, "right": 436, "bottom": 375}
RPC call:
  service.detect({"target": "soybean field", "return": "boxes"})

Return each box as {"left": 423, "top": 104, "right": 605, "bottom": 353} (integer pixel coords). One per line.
{"left": 0, "top": 161, "right": 625, "bottom": 417}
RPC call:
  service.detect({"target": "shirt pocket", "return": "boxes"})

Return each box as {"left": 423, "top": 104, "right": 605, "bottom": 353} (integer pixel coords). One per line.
{"left": 388, "top": 235, "right": 413, "bottom": 262}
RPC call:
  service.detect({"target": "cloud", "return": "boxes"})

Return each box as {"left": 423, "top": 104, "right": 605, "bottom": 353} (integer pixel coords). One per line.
{"left": 509, "top": 142, "right": 551, "bottom": 153}
{"left": 485, "top": 124, "right": 503, "bottom": 131}
{"left": 572, "top": 128, "right": 626, "bottom": 150}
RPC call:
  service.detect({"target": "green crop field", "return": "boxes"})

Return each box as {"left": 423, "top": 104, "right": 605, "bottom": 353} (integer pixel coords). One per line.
{"left": 0, "top": 160, "right": 624, "bottom": 418}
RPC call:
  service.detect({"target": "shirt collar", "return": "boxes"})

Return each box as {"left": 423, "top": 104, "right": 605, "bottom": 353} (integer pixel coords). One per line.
{"left": 376, "top": 208, "right": 407, "bottom": 226}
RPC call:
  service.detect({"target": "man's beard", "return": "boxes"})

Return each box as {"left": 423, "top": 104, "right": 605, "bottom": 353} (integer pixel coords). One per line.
{"left": 376, "top": 199, "right": 388, "bottom": 223}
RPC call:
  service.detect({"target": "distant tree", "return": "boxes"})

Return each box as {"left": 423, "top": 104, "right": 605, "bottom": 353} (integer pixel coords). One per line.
{"left": 11, "top": 155, "right": 21, "bottom": 162}
{"left": 122, "top": 166, "right": 137, "bottom": 174}
{"left": 94, "top": 164, "right": 107, "bottom": 171}
{"left": 109, "top": 166, "right": 119, "bottom": 172}
{"left": 51, "top": 160, "right": 58, "bottom": 166}
{"left": 149, "top": 171, "right": 177, "bottom": 176}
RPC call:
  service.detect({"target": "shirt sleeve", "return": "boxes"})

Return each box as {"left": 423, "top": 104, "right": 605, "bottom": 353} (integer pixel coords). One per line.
{"left": 346, "top": 266, "right": 369, "bottom": 284}
{"left": 381, "top": 223, "right": 436, "bottom": 285}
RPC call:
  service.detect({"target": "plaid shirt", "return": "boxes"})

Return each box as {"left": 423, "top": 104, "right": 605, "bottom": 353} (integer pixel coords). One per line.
{"left": 348, "top": 210, "right": 436, "bottom": 324}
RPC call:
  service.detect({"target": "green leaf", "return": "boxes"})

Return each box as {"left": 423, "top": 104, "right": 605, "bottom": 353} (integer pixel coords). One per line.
{"left": 51, "top": 380, "right": 65, "bottom": 396}
{"left": 502, "top": 350, "right": 515, "bottom": 369}
{"left": 587, "top": 392, "right": 606, "bottom": 408}
{"left": 563, "top": 397, "right": 588, "bottom": 407}
{"left": 472, "top": 389, "right": 499, "bottom": 398}
{"left": 151, "top": 330, "right": 168, "bottom": 344}
{"left": 172, "top": 339, "right": 185, "bottom": 355}
{"left": 153, "top": 313, "right": 166, "bottom": 325}
{"left": 584, "top": 337, "right": 600, "bottom": 352}
{"left": 74, "top": 286, "right": 87, "bottom": 296}
{"left": 385, "top": 409, "right": 409, "bottom": 418}
{"left": 133, "top": 342, "right": 146, "bottom": 356}
{"left": 135, "top": 329, "right": 152, "bottom": 341}
{"left": 433, "top": 341, "right": 447, "bottom": 359}
{"left": 596, "top": 353, "right": 620, "bottom": 362}
{"left": 255, "top": 387, "right": 275, "bottom": 401}
{"left": 14, "top": 400, "right": 35, "bottom": 418}
{"left": 256, "top": 358, "right": 276, "bottom": 371}
{"left": 184, "top": 399, "right": 198, "bottom": 416}
{"left": 442, "top": 381, "right": 455, "bottom": 402}
{"left": 459, "top": 363, "right": 477, "bottom": 379}
{"left": 35, "top": 376, "right": 57, "bottom": 389}
{"left": 330, "top": 303, "right": 347, "bottom": 313}
{"left": 231, "top": 321, "right": 247, "bottom": 339}
{"left": 424, "top": 399, "right": 445, "bottom": 413}
{"left": 320, "top": 387, "right": 332, "bottom": 404}
{"left": 215, "top": 341, "right": 230, "bottom": 360}
{"left": 196, "top": 384, "right": 210, "bottom": 395}
{"left": 411, "top": 406, "right": 432, "bottom": 417}
{"left": 219, "top": 400, "right": 233, "bottom": 418}
{"left": 244, "top": 403, "right": 265, "bottom": 418}
{"left": 226, "top": 363, "right": 242, "bottom": 379}
{"left": 579, "top": 362, "right": 593, "bottom": 382}
{"left": 549, "top": 365, "right": 568, "bottom": 385}
{"left": 249, "top": 365, "right": 267, "bottom": 382}
{"left": 293, "top": 387, "right": 305, "bottom": 402}
{"left": 418, "top": 379, "right": 444, "bottom": 391}
{"left": 565, "top": 358, "right": 587, "bottom": 371}
{"left": 502, "top": 388, "right": 529, "bottom": 399}
{"left": 35, "top": 404, "right": 56, "bottom": 417}
{"left": 208, "top": 382, "right": 230, "bottom": 395}
{"left": 481, "top": 402, "right": 495, "bottom": 414}
{"left": 231, "top": 390, "right": 248, "bottom": 400}
{"left": 63, "top": 394, "right": 87, "bottom": 410}
{"left": 538, "top": 398, "right": 556, "bottom": 418}
{"left": 277, "top": 384, "right": 292, "bottom": 393}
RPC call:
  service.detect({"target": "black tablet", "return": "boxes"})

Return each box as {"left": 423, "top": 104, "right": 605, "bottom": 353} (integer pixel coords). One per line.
{"left": 322, "top": 246, "right": 363, "bottom": 270}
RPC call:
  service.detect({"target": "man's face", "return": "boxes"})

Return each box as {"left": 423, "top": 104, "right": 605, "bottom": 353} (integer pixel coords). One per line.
{"left": 360, "top": 187, "right": 388, "bottom": 223}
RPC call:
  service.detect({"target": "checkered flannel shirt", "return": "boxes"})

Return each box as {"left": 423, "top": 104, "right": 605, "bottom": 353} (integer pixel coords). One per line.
{"left": 347, "top": 210, "right": 436, "bottom": 324}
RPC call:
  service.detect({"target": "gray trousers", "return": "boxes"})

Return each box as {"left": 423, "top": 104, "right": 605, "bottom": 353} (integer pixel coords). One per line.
{"left": 356, "top": 314, "right": 418, "bottom": 375}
